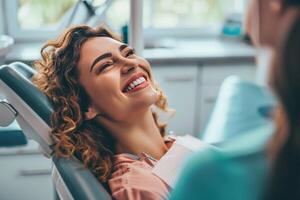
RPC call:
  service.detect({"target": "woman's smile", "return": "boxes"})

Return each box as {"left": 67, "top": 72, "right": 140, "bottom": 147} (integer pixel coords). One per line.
{"left": 122, "top": 72, "right": 150, "bottom": 93}
{"left": 125, "top": 79, "right": 150, "bottom": 93}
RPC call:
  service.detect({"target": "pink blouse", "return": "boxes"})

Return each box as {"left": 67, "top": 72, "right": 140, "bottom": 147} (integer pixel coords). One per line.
{"left": 108, "top": 138, "right": 175, "bottom": 200}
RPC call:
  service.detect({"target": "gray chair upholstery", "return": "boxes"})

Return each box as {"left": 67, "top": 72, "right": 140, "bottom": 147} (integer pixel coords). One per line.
{"left": 0, "top": 62, "right": 112, "bottom": 200}
{"left": 0, "top": 62, "right": 29, "bottom": 147}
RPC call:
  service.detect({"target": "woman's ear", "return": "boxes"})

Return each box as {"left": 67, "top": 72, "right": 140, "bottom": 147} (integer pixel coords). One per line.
{"left": 270, "top": 0, "right": 283, "bottom": 14}
{"left": 85, "top": 106, "right": 100, "bottom": 120}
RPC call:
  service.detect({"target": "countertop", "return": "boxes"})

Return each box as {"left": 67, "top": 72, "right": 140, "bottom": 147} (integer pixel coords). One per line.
{"left": 0, "top": 139, "right": 43, "bottom": 156}
{"left": 4, "top": 38, "right": 256, "bottom": 65}
{"left": 144, "top": 38, "right": 256, "bottom": 64}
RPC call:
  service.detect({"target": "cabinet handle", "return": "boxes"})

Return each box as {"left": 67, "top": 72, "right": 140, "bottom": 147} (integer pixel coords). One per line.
{"left": 204, "top": 97, "right": 216, "bottom": 103}
{"left": 19, "top": 169, "right": 52, "bottom": 176}
{"left": 164, "top": 75, "right": 194, "bottom": 82}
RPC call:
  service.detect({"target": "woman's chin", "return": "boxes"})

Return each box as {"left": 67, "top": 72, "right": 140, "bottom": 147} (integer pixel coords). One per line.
{"left": 125, "top": 86, "right": 158, "bottom": 108}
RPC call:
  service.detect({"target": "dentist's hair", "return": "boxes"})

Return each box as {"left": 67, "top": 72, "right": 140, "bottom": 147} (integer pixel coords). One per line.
{"left": 32, "top": 25, "right": 169, "bottom": 182}
{"left": 283, "top": 0, "right": 300, "bottom": 7}
{"left": 266, "top": 14, "right": 300, "bottom": 200}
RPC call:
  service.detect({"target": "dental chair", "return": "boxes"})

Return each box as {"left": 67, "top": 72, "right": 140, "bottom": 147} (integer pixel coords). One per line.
{"left": 0, "top": 62, "right": 112, "bottom": 200}
{"left": 201, "top": 76, "right": 276, "bottom": 144}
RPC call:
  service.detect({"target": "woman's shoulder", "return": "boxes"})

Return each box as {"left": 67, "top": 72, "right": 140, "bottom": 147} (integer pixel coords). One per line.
{"left": 108, "top": 153, "right": 170, "bottom": 200}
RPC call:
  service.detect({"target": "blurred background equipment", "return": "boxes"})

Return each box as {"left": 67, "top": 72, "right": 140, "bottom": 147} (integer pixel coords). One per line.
{"left": 0, "top": 35, "right": 14, "bottom": 65}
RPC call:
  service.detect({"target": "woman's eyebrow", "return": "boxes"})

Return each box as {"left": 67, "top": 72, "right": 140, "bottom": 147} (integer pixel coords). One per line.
{"left": 119, "top": 44, "right": 128, "bottom": 52}
{"left": 90, "top": 52, "right": 112, "bottom": 72}
{"left": 89, "top": 44, "right": 129, "bottom": 72}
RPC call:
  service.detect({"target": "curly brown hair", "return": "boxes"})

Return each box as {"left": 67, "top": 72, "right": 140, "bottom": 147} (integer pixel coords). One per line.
{"left": 32, "top": 25, "right": 170, "bottom": 182}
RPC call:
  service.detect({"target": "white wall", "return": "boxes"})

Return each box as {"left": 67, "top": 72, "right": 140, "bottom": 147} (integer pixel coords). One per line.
{"left": 0, "top": 0, "right": 4, "bottom": 34}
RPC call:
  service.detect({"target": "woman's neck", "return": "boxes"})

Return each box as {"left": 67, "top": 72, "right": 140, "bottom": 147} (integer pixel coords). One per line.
{"left": 99, "top": 109, "right": 168, "bottom": 160}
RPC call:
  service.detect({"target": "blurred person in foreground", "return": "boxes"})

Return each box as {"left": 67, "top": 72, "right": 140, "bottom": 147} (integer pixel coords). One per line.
{"left": 170, "top": 0, "right": 300, "bottom": 199}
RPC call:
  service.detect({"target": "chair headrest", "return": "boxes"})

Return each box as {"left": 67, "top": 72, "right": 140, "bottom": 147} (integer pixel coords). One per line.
{"left": 0, "top": 62, "right": 53, "bottom": 125}
{"left": 0, "top": 62, "right": 54, "bottom": 156}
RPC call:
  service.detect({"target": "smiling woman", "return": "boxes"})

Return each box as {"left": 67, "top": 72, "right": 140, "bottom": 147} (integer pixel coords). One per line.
{"left": 32, "top": 25, "right": 173, "bottom": 200}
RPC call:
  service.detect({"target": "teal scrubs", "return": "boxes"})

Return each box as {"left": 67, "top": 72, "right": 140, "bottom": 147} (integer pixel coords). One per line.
{"left": 170, "top": 123, "right": 274, "bottom": 200}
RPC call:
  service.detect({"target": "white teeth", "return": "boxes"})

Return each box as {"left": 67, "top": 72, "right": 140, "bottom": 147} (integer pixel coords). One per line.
{"left": 125, "top": 76, "right": 147, "bottom": 92}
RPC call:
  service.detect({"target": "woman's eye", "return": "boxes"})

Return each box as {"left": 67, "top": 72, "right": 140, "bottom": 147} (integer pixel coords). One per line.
{"left": 125, "top": 49, "right": 135, "bottom": 57}
{"left": 97, "top": 63, "right": 113, "bottom": 73}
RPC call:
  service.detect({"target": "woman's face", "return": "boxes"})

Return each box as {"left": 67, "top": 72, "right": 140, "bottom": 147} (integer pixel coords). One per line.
{"left": 245, "top": 0, "right": 282, "bottom": 47}
{"left": 77, "top": 37, "right": 158, "bottom": 122}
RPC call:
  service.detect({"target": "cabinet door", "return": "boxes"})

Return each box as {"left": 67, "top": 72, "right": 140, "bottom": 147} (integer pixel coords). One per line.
{"left": 197, "top": 85, "right": 221, "bottom": 137}
{"left": 0, "top": 151, "right": 54, "bottom": 200}
{"left": 152, "top": 65, "right": 198, "bottom": 136}
{"left": 201, "top": 63, "right": 255, "bottom": 86}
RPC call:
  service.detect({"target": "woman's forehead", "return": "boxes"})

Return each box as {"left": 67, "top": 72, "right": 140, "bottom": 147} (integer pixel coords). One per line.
{"left": 83, "top": 37, "right": 123, "bottom": 51}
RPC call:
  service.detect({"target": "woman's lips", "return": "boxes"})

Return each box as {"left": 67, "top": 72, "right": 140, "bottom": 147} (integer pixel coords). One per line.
{"left": 122, "top": 72, "right": 149, "bottom": 93}
{"left": 126, "top": 81, "right": 149, "bottom": 93}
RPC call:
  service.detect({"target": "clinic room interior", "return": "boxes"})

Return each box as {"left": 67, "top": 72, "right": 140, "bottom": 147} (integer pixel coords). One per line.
{"left": 1, "top": 0, "right": 300, "bottom": 199}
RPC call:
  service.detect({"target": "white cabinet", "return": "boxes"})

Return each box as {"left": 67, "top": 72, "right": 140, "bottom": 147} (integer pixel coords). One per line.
{"left": 152, "top": 65, "right": 198, "bottom": 136}
{"left": 196, "top": 63, "right": 256, "bottom": 137}
{"left": 197, "top": 85, "right": 221, "bottom": 135}
{"left": 201, "top": 63, "right": 255, "bottom": 86}
{"left": 0, "top": 2, "right": 3, "bottom": 35}
{"left": 0, "top": 141, "right": 54, "bottom": 200}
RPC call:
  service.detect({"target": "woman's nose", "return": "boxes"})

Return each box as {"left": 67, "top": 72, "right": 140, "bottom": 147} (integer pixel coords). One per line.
{"left": 121, "top": 65, "right": 136, "bottom": 74}
{"left": 121, "top": 59, "right": 138, "bottom": 74}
